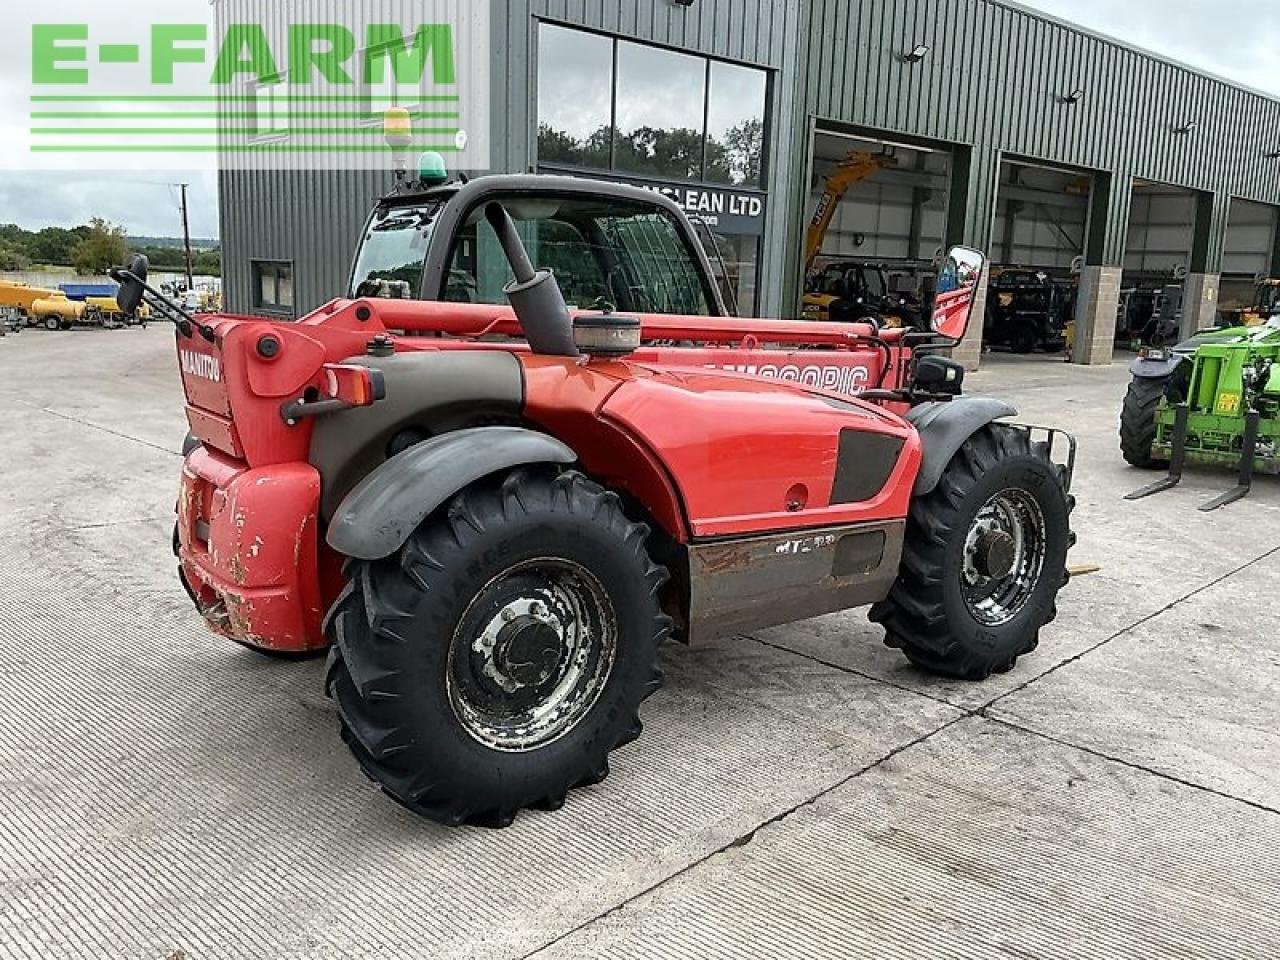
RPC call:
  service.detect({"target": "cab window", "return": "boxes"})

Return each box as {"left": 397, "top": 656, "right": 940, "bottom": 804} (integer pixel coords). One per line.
{"left": 443, "top": 195, "right": 713, "bottom": 316}
{"left": 350, "top": 203, "right": 442, "bottom": 299}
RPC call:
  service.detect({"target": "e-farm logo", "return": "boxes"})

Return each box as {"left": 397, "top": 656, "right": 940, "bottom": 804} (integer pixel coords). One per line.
{"left": 16, "top": 1, "right": 490, "bottom": 171}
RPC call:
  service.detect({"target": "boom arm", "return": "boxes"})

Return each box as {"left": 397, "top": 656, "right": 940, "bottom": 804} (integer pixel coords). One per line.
{"left": 804, "top": 152, "right": 894, "bottom": 277}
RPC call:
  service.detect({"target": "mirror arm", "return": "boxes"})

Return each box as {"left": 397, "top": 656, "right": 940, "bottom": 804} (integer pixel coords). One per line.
{"left": 118, "top": 270, "right": 215, "bottom": 342}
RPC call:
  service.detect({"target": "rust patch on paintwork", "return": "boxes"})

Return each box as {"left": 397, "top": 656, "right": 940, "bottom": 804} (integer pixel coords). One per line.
{"left": 697, "top": 545, "right": 753, "bottom": 575}
{"left": 228, "top": 551, "right": 249, "bottom": 587}
{"left": 223, "top": 595, "right": 256, "bottom": 640}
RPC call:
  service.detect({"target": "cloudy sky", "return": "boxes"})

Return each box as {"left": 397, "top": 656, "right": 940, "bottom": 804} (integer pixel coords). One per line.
{"left": 0, "top": 0, "right": 1276, "bottom": 240}
{"left": 1018, "top": 0, "right": 1279, "bottom": 97}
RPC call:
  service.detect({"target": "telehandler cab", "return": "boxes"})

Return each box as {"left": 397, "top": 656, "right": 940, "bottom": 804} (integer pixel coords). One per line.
{"left": 118, "top": 164, "right": 1076, "bottom": 828}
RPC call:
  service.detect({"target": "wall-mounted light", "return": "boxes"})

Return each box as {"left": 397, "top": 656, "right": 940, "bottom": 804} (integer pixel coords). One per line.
{"left": 902, "top": 44, "right": 930, "bottom": 63}
{"left": 1061, "top": 88, "right": 1086, "bottom": 105}
{"left": 1174, "top": 120, "right": 1199, "bottom": 135}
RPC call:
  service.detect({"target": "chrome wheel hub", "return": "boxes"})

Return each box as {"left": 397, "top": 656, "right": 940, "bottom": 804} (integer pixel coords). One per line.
{"left": 448, "top": 559, "right": 617, "bottom": 753}
{"left": 961, "top": 489, "right": 1047, "bottom": 627}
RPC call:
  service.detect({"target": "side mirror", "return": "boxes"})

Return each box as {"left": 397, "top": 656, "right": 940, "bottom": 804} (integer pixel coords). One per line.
{"left": 932, "top": 246, "right": 986, "bottom": 340}
{"left": 110, "top": 254, "right": 149, "bottom": 315}
{"left": 912, "top": 355, "right": 965, "bottom": 396}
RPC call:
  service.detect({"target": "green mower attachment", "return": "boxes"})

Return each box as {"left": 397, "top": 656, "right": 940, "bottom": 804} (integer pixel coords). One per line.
{"left": 1121, "top": 320, "right": 1280, "bottom": 511}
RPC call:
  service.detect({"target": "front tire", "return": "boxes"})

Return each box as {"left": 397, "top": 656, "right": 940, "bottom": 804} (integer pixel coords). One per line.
{"left": 871, "top": 425, "right": 1073, "bottom": 681}
{"left": 325, "top": 468, "right": 670, "bottom": 827}
{"left": 1120, "top": 375, "right": 1168, "bottom": 469}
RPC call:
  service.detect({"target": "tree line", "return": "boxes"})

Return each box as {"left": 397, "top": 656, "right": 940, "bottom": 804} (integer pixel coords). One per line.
{"left": 0, "top": 220, "right": 221, "bottom": 277}
{"left": 538, "top": 119, "right": 764, "bottom": 187}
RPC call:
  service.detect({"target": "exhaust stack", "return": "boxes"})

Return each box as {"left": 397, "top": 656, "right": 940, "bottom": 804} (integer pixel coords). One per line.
{"left": 484, "top": 203, "right": 580, "bottom": 358}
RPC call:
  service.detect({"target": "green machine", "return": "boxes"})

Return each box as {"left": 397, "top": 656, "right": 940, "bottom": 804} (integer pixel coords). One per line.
{"left": 1121, "top": 317, "right": 1280, "bottom": 511}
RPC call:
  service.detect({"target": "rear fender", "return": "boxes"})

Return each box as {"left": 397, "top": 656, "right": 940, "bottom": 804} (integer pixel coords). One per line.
{"left": 909, "top": 398, "right": 1018, "bottom": 496}
{"left": 326, "top": 426, "right": 576, "bottom": 561}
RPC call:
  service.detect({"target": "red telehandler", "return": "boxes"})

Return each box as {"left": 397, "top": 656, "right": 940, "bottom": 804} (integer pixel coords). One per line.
{"left": 115, "top": 171, "right": 1075, "bottom": 828}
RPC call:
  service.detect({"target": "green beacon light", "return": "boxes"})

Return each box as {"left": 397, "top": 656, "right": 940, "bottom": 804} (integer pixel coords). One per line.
{"left": 418, "top": 151, "right": 449, "bottom": 187}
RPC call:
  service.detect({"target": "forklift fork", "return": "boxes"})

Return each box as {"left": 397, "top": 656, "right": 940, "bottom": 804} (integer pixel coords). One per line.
{"left": 1126, "top": 403, "right": 1189, "bottom": 501}
{"left": 1198, "top": 410, "right": 1261, "bottom": 512}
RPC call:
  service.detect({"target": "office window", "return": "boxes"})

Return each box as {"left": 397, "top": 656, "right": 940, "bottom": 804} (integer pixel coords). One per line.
{"left": 536, "top": 25, "right": 768, "bottom": 186}
{"left": 705, "top": 61, "right": 767, "bottom": 187}
{"left": 614, "top": 42, "right": 707, "bottom": 181}
{"left": 537, "top": 25, "right": 613, "bottom": 169}
{"left": 252, "top": 260, "right": 294, "bottom": 312}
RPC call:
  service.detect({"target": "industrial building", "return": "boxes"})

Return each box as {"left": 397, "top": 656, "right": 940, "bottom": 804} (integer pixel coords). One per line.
{"left": 220, "top": 0, "right": 1280, "bottom": 367}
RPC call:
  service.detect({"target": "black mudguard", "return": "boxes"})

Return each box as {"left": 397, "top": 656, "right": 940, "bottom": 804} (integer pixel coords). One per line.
{"left": 1129, "top": 355, "right": 1183, "bottom": 380}
{"left": 326, "top": 426, "right": 576, "bottom": 561}
{"left": 908, "top": 398, "right": 1018, "bottom": 496}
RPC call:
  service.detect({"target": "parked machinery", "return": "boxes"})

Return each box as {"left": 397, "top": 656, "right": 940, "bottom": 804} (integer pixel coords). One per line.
{"left": 1121, "top": 317, "right": 1280, "bottom": 510}
{"left": 0, "top": 279, "right": 150, "bottom": 330}
{"left": 801, "top": 151, "right": 896, "bottom": 322}
{"left": 85, "top": 296, "right": 150, "bottom": 328}
{"left": 0, "top": 281, "right": 60, "bottom": 326}
{"left": 983, "top": 268, "right": 1070, "bottom": 354}
{"left": 1218, "top": 278, "right": 1280, "bottom": 329}
{"left": 121, "top": 140, "right": 1076, "bottom": 828}
{"left": 803, "top": 259, "right": 924, "bottom": 328}
{"left": 30, "top": 295, "right": 87, "bottom": 331}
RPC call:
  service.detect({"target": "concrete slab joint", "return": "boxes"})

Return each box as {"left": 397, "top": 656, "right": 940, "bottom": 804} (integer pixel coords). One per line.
{"left": 1072, "top": 265, "right": 1121, "bottom": 366}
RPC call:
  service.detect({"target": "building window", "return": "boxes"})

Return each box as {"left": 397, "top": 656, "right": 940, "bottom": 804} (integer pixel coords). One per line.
{"left": 252, "top": 76, "right": 290, "bottom": 140}
{"left": 614, "top": 42, "right": 707, "bottom": 181}
{"left": 705, "top": 61, "right": 767, "bottom": 187}
{"left": 536, "top": 25, "right": 613, "bottom": 169}
{"left": 252, "top": 260, "right": 294, "bottom": 313}
{"left": 535, "top": 24, "right": 768, "bottom": 188}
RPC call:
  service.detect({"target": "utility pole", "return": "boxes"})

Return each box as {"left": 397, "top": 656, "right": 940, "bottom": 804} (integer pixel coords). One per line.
{"left": 178, "top": 182, "right": 194, "bottom": 291}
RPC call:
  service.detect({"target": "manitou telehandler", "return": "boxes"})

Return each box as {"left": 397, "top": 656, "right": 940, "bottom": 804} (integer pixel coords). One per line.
{"left": 118, "top": 148, "right": 1076, "bottom": 829}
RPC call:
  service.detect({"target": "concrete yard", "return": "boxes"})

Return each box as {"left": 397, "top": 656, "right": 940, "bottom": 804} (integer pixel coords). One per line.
{"left": 1, "top": 326, "right": 1278, "bottom": 959}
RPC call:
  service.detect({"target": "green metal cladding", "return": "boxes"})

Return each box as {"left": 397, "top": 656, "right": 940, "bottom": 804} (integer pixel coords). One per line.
{"left": 218, "top": 0, "right": 1280, "bottom": 318}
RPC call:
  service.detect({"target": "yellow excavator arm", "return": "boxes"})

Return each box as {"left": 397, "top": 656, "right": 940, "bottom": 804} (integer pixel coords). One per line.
{"left": 804, "top": 152, "right": 894, "bottom": 277}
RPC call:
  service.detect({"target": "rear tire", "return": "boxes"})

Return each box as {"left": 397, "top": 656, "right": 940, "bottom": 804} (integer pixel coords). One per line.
{"left": 1120, "top": 375, "right": 1168, "bottom": 469}
{"left": 871, "top": 425, "right": 1073, "bottom": 681}
{"left": 325, "top": 467, "right": 670, "bottom": 827}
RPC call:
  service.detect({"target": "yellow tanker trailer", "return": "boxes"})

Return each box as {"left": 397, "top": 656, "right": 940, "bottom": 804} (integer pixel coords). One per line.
{"left": 30, "top": 295, "right": 87, "bottom": 330}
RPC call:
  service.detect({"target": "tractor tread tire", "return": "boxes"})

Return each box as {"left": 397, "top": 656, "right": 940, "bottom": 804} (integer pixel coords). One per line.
{"left": 870, "top": 425, "right": 1073, "bottom": 681}
{"left": 1120, "top": 375, "right": 1169, "bottom": 469}
{"left": 326, "top": 467, "right": 670, "bottom": 828}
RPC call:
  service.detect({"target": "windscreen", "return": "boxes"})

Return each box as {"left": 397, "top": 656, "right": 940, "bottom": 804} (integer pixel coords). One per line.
{"left": 350, "top": 203, "right": 443, "bottom": 299}
{"left": 859, "top": 267, "right": 886, "bottom": 300}
{"left": 443, "top": 195, "right": 713, "bottom": 316}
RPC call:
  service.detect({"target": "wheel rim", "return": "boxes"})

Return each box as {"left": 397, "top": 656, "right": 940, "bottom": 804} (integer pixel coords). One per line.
{"left": 447, "top": 559, "right": 618, "bottom": 753}
{"left": 960, "top": 489, "right": 1047, "bottom": 627}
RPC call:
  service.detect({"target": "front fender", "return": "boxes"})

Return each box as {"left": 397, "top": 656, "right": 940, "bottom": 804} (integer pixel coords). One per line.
{"left": 326, "top": 426, "right": 576, "bottom": 561}
{"left": 908, "top": 398, "right": 1018, "bottom": 496}
{"left": 1129, "top": 355, "right": 1183, "bottom": 380}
